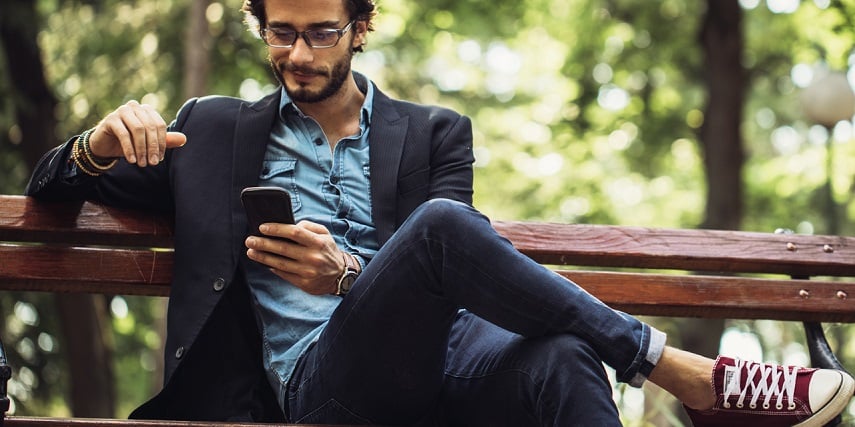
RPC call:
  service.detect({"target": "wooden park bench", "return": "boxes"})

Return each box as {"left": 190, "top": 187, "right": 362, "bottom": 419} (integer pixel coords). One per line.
{"left": 1, "top": 194, "right": 853, "bottom": 426}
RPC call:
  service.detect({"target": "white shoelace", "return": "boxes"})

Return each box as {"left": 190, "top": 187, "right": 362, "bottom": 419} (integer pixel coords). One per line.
{"left": 721, "top": 358, "right": 799, "bottom": 411}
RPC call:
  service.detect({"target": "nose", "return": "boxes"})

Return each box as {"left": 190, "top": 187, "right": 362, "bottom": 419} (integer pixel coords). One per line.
{"left": 288, "top": 36, "right": 314, "bottom": 65}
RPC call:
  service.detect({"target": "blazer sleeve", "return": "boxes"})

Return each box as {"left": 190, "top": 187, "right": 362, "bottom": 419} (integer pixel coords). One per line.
{"left": 24, "top": 98, "right": 201, "bottom": 212}
{"left": 426, "top": 113, "right": 474, "bottom": 205}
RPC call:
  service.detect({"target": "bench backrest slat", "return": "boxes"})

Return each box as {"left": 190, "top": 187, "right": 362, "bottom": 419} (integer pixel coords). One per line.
{"left": 493, "top": 221, "right": 855, "bottom": 277}
{"left": 0, "top": 195, "right": 173, "bottom": 248}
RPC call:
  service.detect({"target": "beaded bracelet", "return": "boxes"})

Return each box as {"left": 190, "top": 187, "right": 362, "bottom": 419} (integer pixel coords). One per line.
{"left": 80, "top": 128, "right": 118, "bottom": 171}
{"left": 71, "top": 128, "right": 117, "bottom": 176}
{"left": 71, "top": 133, "right": 101, "bottom": 176}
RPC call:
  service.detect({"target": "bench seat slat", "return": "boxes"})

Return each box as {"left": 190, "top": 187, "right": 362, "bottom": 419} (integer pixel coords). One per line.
{"left": 2, "top": 241, "right": 852, "bottom": 321}
{"left": 562, "top": 270, "right": 855, "bottom": 322}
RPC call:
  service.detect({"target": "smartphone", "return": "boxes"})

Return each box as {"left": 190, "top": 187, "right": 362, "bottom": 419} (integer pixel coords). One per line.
{"left": 240, "top": 186, "right": 295, "bottom": 238}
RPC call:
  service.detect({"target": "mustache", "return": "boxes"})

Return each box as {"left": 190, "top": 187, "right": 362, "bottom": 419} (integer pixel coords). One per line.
{"left": 277, "top": 62, "right": 326, "bottom": 76}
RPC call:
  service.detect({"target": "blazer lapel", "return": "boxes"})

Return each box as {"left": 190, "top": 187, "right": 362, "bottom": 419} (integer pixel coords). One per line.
{"left": 233, "top": 91, "right": 280, "bottom": 189}
{"left": 230, "top": 91, "right": 281, "bottom": 250}
{"left": 223, "top": 85, "right": 407, "bottom": 245}
{"left": 369, "top": 88, "right": 408, "bottom": 244}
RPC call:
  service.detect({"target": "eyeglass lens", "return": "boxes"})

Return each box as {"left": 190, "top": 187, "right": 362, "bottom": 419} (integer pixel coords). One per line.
{"left": 264, "top": 22, "right": 352, "bottom": 48}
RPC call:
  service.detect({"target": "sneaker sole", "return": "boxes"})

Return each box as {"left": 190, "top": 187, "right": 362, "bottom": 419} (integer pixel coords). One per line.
{"left": 794, "top": 371, "right": 855, "bottom": 427}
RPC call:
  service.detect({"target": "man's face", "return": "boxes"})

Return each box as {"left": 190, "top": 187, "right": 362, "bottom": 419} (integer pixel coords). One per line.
{"left": 265, "top": 0, "right": 364, "bottom": 103}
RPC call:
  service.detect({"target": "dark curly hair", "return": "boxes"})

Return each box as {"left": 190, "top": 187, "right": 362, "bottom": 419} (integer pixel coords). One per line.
{"left": 242, "top": 0, "right": 376, "bottom": 52}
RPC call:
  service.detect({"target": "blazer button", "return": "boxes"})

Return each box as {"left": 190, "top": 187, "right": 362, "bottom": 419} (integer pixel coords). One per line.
{"left": 175, "top": 346, "right": 185, "bottom": 359}
{"left": 213, "top": 277, "right": 226, "bottom": 292}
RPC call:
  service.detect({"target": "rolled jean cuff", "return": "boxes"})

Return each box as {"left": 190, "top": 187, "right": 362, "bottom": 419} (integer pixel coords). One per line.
{"left": 627, "top": 325, "right": 666, "bottom": 388}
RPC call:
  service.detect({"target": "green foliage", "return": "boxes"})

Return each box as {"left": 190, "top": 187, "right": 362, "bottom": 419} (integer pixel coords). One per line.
{"left": 360, "top": 0, "right": 712, "bottom": 226}
{"left": 109, "top": 296, "right": 167, "bottom": 417}
{"left": 1, "top": 293, "right": 70, "bottom": 416}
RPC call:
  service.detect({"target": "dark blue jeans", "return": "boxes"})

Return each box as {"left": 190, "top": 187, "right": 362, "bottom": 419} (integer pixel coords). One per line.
{"left": 286, "top": 199, "right": 658, "bottom": 426}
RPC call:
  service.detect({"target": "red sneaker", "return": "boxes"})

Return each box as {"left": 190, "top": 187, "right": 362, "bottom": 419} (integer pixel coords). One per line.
{"left": 684, "top": 356, "right": 854, "bottom": 427}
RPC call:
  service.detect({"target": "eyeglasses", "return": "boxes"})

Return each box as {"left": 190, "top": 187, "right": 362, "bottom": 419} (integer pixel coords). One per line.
{"left": 261, "top": 21, "right": 354, "bottom": 49}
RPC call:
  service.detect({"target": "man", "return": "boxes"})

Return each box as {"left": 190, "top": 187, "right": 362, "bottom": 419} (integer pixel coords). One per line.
{"left": 26, "top": 0, "right": 854, "bottom": 425}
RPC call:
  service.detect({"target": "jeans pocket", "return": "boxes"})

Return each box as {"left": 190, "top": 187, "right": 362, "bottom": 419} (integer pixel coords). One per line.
{"left": 293, "top": 398, "right": 373, "bottom": 424}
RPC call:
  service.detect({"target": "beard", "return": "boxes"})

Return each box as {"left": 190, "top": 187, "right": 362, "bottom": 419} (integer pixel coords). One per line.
{"left": 270, "top": 49, "right": 353, "bottom": 103}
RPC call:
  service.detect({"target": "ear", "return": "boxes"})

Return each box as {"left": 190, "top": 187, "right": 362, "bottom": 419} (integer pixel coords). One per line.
{"left": 351, "top": 20, "right": 368, "bottom": 49}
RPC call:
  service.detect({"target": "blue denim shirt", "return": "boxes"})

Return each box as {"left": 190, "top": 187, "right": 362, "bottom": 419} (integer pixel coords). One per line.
{"left": 245, "top": 74, "right": 379, "bottom": 404}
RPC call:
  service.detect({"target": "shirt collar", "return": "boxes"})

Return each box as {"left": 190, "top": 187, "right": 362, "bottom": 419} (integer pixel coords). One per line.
{"left": 278, "top": 70, "right": 374, "bottom": 128}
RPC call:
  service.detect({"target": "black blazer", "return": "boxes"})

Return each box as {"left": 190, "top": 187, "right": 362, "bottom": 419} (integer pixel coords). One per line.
{"left": 26, "top": 79, "right": 475, "bottom": 421}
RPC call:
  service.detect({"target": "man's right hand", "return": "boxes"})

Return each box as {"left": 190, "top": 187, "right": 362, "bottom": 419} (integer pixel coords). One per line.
{"left": 89, "top": 100, "right": 187, "bottom": 167}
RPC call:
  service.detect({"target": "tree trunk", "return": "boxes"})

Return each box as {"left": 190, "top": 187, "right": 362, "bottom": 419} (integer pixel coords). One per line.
{"left": 183, "top": 0, "right": 211, "bottom": 98}
{"left": 692, "top": 0, "right": 746, "bottom": 363}
{"left": 55, "top": 295, "right": 116, "bottom": 417}
{"left": 690, "top": 0, "right": 746, "bottom": 361}
{"left": 0, "top": 0, "right": 58, "bottom": 170}
{"left": 699, "top": 0, "right": 745, "bottom": 231}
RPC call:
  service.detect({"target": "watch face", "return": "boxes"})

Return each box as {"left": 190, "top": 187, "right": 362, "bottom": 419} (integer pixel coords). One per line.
{"left": 336, "top": 270, "right": 359, "bottom": 296}
{"left": 342, "top": 272, "right": 358, "bottom": 291}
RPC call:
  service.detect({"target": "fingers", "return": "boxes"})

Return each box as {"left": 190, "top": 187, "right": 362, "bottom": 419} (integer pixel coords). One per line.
{"left": 245, "top": 221, "right": 342, "bottom": 295}
{"left": 90, "top": 101, "right": 187, "bottom": 167}
{"left": 245, "top": 239, "right": 297, "bottom": 269}
{"left": 244, "top": 236, "right": 340, "bottom": 295}
{"left": 139, "top": 103, "right": 166, "bottom": 166}
{"left": 125, "top": 101, "right": 161, "bottom": 166}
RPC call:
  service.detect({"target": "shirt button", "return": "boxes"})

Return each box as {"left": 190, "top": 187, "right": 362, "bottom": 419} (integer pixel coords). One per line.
{"left": 314, "top": 138, "right": 324, "bottom": 146}
{"left": 213, "top": 277, "right": 226, "bottom": 291}
{"left": 175, "top": 346, "right": 185, "bottom": 359}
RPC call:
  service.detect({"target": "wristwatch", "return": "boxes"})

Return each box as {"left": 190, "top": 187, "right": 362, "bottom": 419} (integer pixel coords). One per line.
{"left": 334, "top": 253, "right": 360, "bottom": 296}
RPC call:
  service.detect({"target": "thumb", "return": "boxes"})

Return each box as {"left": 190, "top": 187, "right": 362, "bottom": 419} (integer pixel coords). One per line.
{"left": 165, "top": 132, "right": 187, "bottom": 148}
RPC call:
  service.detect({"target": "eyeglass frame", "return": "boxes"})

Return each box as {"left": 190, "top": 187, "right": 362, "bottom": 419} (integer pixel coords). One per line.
{"left": 261, "top": 21, "right": 355, "bottom": 49}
